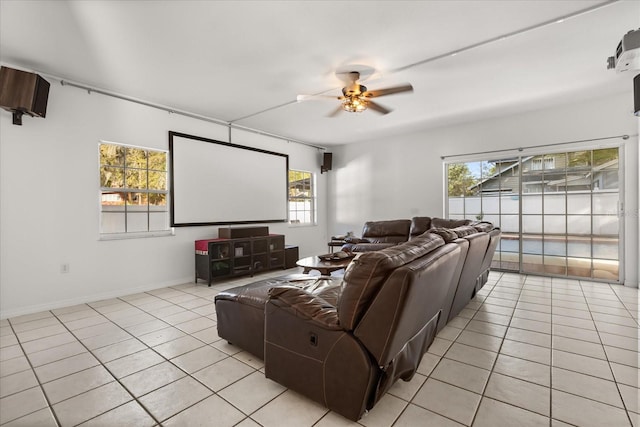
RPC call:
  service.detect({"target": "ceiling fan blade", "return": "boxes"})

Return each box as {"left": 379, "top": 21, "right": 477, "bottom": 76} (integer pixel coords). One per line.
{"left": 365, "top": 83, "right": 414, "bottom": 98}
{"left": 327, "top": 105, "right": 344, "bottom": 117}
{"left": 367, "top": 100, "right": 392, "bottom": 115}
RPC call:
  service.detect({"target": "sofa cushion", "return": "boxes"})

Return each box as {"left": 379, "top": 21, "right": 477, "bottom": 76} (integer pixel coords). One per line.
{"left": 409, "top": 216, "right": 432, "bottom": 239}
{"left": 470, "top": 221, "right": 495, "bottom": 233}
{"left": 431, "top": 217, "right": 472, "bottom": 228}
{"left": 451, "top": 225, "right": 479, "bottom": 238}
{"left": 427, "top": 227, "right": 459, "bottom": 243}
{"left": 361, "top": 219, "right": 411, "bottom": 244}
{"left": 337, "top": 233, "right": 445, "bottom": 330}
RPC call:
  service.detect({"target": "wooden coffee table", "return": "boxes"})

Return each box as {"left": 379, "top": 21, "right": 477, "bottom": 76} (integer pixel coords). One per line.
{"left": 296, "top": 255, "right": 353, "bottom": 275}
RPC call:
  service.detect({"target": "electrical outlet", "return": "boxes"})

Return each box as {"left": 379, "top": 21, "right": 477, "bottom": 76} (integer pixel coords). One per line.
{"left": 61, "top": 263, "right": 70, "bottom": 274}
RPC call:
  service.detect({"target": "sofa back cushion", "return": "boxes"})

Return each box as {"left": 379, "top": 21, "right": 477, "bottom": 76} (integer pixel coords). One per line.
{"left": 409, "top": 217, "right": 432, "bottom": 240}
{"left": 354, "top": 241, "right": 463, "bottom": 367}
{"left": 361, "top": 219, "right": 411, "bottom": 244}
{"left": 428, "top": 227, "right": 459, "bottom": 243}
{"left": 431, "top": 217, "right": 472, "bottom": 229}
{"left": 451, "top": 225, "right": 479, "bottom": 238}
{"left": 337, "top": 233, "right": 445, "bottom": 330}
{"left": 470, "top": 221, "right": 495, "bottom": 233}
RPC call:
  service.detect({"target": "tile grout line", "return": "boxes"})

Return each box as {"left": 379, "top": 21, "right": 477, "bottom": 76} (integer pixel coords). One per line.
{"left": 468, "top": 273, "right": 545, "bottom": 426}
{"left": 5, "top": 313, "right": 62, "bottom": 427}
{"left": 47, "top": 304, "right": 165, "bottom": 427}
{"left": 581, "top": 280, "right": 636, "bottom": 427}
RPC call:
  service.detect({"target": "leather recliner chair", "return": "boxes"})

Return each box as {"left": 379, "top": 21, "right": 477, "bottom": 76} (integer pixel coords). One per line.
{"left": 263, "top": 233, "right": 464, "bottom": 420}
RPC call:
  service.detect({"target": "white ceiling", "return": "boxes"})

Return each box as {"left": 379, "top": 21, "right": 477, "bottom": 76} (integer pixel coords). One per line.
{"left": 1, "top": 1, "right": 638, "bottom": 146}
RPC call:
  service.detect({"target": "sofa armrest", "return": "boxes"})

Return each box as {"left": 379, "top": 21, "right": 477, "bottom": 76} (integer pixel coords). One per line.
{"left": 268, "top": 286, "right": 341, "bottom": 330}
{"left": 344, "top": 237, "right": 369, "bottom": 244}
{"left": 347, "top": 242, "right": 397, "bottom": 252}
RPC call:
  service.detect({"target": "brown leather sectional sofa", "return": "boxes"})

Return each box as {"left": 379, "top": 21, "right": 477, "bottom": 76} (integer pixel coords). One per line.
{"left": 214, "top": 219, "right": 500, "bottom": 421}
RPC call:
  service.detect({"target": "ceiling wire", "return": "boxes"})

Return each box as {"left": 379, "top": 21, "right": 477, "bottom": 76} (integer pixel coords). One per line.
{"left": 14, "top": 0, "right": 621, "bottom": 149}
{"left": 230, "top": 0, "right": 620, "bottom": 124}
{"left": 392, "top": 0, "right": 619, "bottom": 73}
{"left": 440, "top": 134, "right": 635, "bottom": 160}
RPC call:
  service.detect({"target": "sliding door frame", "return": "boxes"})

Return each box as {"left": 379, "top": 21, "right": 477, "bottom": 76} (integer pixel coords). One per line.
{"left": 443, "top": 141, "right": 625, "bottom": 284}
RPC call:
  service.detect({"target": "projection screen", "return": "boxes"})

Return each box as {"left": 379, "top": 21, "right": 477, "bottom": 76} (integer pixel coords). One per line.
{"left": 169, "top": 131, "right": 289, "bottom": 226}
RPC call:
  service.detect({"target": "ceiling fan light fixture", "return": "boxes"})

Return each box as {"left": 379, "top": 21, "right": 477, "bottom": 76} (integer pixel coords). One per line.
{"left": 342, "top": 95, "right": 368, "bottom": 113}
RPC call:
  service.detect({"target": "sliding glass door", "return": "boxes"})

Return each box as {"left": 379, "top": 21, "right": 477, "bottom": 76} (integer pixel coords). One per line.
{"left": 446, "top": 147, "right": 622, "bottom": 282}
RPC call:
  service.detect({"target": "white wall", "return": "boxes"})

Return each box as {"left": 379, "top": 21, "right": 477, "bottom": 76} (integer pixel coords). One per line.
{"left": 0, "top": 79, "right": 329, "bottom": 318}
{"left": 329, "top": 92, "right": 639, "bottom": 287}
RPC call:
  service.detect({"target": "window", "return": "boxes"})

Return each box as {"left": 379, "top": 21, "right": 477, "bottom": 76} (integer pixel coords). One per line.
{"left": 99, "top": 142, "right": 169, "bottom": 236}
{"left": 288, "top": 170, "right": 315, "bottom": 224}
{"left": 445, "top": 147, "right": 622, "bottom": 282}
{"left": 531, "top": 156, "right": 555, "bottom": 171}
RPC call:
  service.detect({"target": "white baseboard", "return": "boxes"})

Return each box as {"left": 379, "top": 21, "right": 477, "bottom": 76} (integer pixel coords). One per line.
{"left": 0, "top": 276, "right": 195, "bottom": 320}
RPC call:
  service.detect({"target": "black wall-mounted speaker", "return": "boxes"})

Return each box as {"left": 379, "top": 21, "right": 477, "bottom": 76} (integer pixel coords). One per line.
{"left": 634, "top": 73, "right": 639, "bottom": 117}
{"left": 321, "top": 152, "right": 333, "bottom": 173}
{"left": 0, "top": 66, "right": 50, "bottom": 125}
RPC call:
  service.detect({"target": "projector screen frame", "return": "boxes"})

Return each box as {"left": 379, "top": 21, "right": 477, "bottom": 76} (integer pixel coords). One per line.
{"left": 169, "top": 131, "right": 289, "bottom": 227}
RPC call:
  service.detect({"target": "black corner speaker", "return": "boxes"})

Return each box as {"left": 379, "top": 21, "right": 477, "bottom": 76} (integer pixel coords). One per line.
{"left": 321, "top": 152, "right": 333, "bottom": 174}
{"left": 634, "top": 73, "right": 639, "bottom": 117}
{"left": 0, "top": 66, "right": 50, "bottom": 125}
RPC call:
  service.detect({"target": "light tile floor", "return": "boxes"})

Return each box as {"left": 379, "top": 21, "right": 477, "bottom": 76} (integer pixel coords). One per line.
{"left": 0, "top": 270, "right": 638, "bottom": 426}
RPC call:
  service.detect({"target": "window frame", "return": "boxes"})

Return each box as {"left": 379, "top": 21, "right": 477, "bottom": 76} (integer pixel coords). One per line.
{"left": 288, "top": 169, "right": 316, "bottom": 226}
{"left": 98, "top": 141, "right": 172, "bottom": 240}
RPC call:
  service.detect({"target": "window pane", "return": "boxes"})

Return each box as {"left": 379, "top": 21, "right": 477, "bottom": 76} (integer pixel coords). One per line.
{"left": 500, "top": 215, "right": 519, "bottom": 233}
{"left": 522, "top": 254, "right": 543, "bottom": 274}
{"left": 448, "top": 197, "right": 464, "bottom": 214}
{"left": 592, "top": 193, "right": 618, "bottom": 215}
{"left": 544, "top": 194, "right": 565, "bottom": 214}
{"left": 101, "top": 191, "right": 125, "bottom": 208}
{"left": 567, "top": 215, "right": 590, "bottom": 235}
{"left": 126, "top": 147, "right": 147, "bottom": 168}
{"left": 593, "top": 238, "right": 618, "bottom": 260}
{"left": 595, "top": 171, "right": 618, "bottom": 190}
{"left": 522, "top": 215, "right": 542, "bottom": 233}
{"left": 593, "top": 260, "right": 618, "bottom": 280}
{"left": 593, "top": 148, "right": 618, "bottom": 168}
{"left": 127, "top": 212, "right": 148, "bottom": 232}
{"left": 149, "top": 212, "right": 168, "bottom": 231}
{"left": 522, "top": 194, "right": 541, "bottom": 214}
{"left": 568, "top": 151, "right": 591, "bottom": 169}
{"left": 448, "top": 163, "right": 479, "bottom": 197}
{"left": 148, "top": 171, "right": 167, "bottom": 191}
{"left": 126, "top": 170, "right": 148, "bottom": 189}
{"left": 149, "top": 193, "right": 167, "bottom": 210}
{"left": 464, "top": 197, "right": 481, "bottom": 218}
{"left": 288, "top": 169, "right": 314, "bottom": 224}
{"left": 544, "top": 256, "right": 567, "bottom": 275}
{"left": 568, "top": 257, "right": 592, "bottom": 278}
{"left": 544, "top": 237, "right": 566, "bottom": 256}
{"left": 567, "top": 194, "right": 591, "bottom": 214}
{"left": 522, "top": 236, "right": 542, "bottom": 255}
{"left": 483, "top": 195, "right": 500, "bottom": 214}
{"left": 101, "top": 167, "right": 124, "bottom": 188}
{"left": 100, "top": 144, "right": 125, "bottom": 166}
{"left": 125, "top": 192, "right": 148, "bottom": 207}
{"left": 148, "top": 151, "right": 167, "bottom": 171}
{"left": 501, "top": 194, "right": 519, "bottom": 214}
{"left": 544, "top": 215, "right": 565, "bottom": 234}
{"left": 568, "top": 238, "right": 591, "bottom": 257}
{"left": 593, "top": 215, "right": 618, "bottom": 235}
{"left": 101, "top": 212, "right": 125, "bottom": 233}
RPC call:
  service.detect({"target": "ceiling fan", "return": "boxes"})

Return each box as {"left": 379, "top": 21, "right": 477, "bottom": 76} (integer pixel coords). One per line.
{"left": 298, "top": 71, "right": 413, "bottom": 117}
